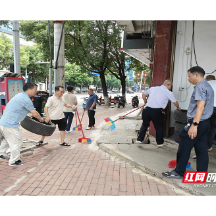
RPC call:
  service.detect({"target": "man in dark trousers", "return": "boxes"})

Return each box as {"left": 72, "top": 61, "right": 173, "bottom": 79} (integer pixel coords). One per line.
{"left": 86, "top": 89, "right": 97, "bottom": 130}
{"left": 133, "top": 79, "right": 181, "bottom": 147}
{"left": 163, "top": 66, "right": 214, "bottom": 178}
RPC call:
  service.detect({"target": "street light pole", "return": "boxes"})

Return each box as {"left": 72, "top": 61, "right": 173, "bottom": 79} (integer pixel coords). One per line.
{"left": 13, "top": 20, "right": 20, "bottom": 74}
{"left": 25, "top": 68, "right": 28, "bottom": 83}
{"left": 139, "top": 70, "right": 144, "bottom": 97}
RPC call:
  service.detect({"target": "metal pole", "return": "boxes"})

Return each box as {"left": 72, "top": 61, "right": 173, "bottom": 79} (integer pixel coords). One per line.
{"left": 139, "top": 70, "right": 144, "bottom": 98}
{"left": 49, "top": 67, "right": 52, "bottom": 95}
{"left": 48, "top": 21, "right": 53, "bottom": 95}
{"left": 13, "top": 20, "right": 20, "bottom": 74}
{"left": 25, "top": 68, "right": 27, "bottom": 83}
{"left": 53, "top": 21, "right": 65, "bottom": 88}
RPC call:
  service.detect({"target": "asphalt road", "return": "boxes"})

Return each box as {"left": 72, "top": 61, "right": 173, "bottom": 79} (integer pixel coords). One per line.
{"left": 75, "top": 92, "right": 142, "bottom": 108}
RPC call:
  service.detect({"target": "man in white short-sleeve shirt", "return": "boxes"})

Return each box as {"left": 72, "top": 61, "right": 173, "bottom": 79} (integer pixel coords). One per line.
{"left": 37, "top": 86, "right": 73, "bottom": 147}
{"left": 133, "top": 79, "right": 180, "bottom": 147}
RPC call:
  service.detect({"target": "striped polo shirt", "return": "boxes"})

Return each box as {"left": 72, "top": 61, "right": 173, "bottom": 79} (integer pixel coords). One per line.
{"left": 187, "top": 80, "right": 214, "bottom": 121}
{"left": 0, "top": 92, "right": 35, "bottom": 128}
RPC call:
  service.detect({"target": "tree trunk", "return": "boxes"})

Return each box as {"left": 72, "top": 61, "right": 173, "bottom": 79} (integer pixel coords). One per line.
{"left": 100, "top": 72, "right": 109, "bottom": 106}
{"left": 121, "top": 74, "right": 126, "bottom": 99}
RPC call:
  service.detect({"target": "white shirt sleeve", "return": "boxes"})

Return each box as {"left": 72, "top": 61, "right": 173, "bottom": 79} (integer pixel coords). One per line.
{"left": 168, "top": 92, "right": 177, "bottom": 103}
{"left": 144, "top": 88, "right": 151, "bottom": 96}
{"left": 45, "top": 97, "right": 52, "bottom": 108}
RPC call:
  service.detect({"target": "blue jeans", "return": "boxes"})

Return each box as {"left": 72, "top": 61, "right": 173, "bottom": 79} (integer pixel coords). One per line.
{"left": 64, "top": 112, "right": 74, "bottom": 131}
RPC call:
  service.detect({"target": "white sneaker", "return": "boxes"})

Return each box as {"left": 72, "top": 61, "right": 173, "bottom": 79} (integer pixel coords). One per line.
{"left": 157, "top": 144, "right": 164, "bottom": 148}
{"left": 132, "top": 138, "right": 141, "bottom": 144}
{"left": 9, "top": 160, "right": 26, "bottom": 166}
{"left": 65, "top": 130, "right": 70, "bottom": 133}
{"left": 86, "top": 127, "right": 91, "bottom": 130}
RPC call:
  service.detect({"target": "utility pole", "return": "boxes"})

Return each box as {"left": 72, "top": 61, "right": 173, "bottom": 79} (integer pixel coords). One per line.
{"left": 13, "top": 20, "right": 21, "bottom": 74}
{"left": 139, "top": 70, "right": 144, "bottom": 98}
{"left": 53, "top": 21, "right": 65, "bottom": 88}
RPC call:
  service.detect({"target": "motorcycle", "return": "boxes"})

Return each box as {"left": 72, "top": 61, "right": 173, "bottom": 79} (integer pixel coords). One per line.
{"left": 115, "top": 96, "right": 125, "bottom": 108}
{"left": 132, "top": 95, "right": 139, "bottom": 108}
{"left": 83, "top": 97, "right": 88, "bottom": 109}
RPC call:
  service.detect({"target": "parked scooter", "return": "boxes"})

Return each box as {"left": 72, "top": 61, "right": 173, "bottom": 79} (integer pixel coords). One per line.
{"left": 115, "top": 96, "right": 125, "bottom": 108}
{"left": 132, "top": 95, "right": 139, "bottom": 108}
{"left": 83, "top": 97, "right": 88, "bottom": 109}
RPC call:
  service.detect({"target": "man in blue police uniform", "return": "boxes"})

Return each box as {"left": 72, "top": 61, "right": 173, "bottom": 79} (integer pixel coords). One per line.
{"left": 163, "top": 66, "right": 214, "bottom": 178}
{"left": 85, "top": 89, "right": 97, "bottom": 130}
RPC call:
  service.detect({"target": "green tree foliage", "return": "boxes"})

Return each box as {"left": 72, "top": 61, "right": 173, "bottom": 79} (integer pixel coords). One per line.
{"left": 106, "top": 23, "right": 129, "bottom": 96}
{"left": 105, "top": 74, "right": 121, "bottom": 88}
{"left": 65, "top": 20, "right": 118, "bottom": 105}
{"left": 20, "top": 20, "right": 54, "bottom": 61}
{"left": 0, "top": 20, "right": 10, "bottom": 26}
{"left": 0, "top": 32, "right": 13, "bottom": 70}
{"left": 20, "top": 45, "right": 49, "bottom": 82}
{"left": 65, "top": 63, "right": 93, "bottom": 87}
{"left": 0, "top": 33, "right": 30, "bottom": 70}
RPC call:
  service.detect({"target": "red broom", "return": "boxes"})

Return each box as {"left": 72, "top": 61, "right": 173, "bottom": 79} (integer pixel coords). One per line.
{"left": 73, "top": 109, "right": 82, "bottom": 131}
{"left": 76, "top": 109, "right": 91, "bottom": 143}
{"left": 168, "top": 160, "right": 191, "bottom": 169}
{"left": 104, "top": 104, "right": 146, "bottom": 130}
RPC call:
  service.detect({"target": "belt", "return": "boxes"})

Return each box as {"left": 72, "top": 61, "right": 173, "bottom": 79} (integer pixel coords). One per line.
{"left": 146, "top": 106, "right": 163, "bottom": 110}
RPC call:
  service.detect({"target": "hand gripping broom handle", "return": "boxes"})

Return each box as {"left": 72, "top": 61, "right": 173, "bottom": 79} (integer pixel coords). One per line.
{"left": 114, "top": 104, "right": 146, "bottom": 122}
{"left": 76, "top": 109, "right": 85, "bottom": 137}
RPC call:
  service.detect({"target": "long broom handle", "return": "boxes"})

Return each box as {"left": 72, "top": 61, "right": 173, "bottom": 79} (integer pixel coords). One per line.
{"left": 75, "top": 109, "right": 77, "bottom": 126}
{"left": 114, "top": 104, "right": 146, "bottom": 122}
{"left": 76, "top": 109, "right": 85, "bottom": 137}
{"left": 80, "top": 108, "right": 86, "bottom": 123}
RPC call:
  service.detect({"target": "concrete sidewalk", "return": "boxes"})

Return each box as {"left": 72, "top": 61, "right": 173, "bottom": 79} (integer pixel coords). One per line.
{"left": 94, "top": 108, "right": 216, "bottom": 196}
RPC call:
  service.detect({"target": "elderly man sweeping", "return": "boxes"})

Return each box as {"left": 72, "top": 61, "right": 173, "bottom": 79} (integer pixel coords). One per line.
{"left": 133, "top": 79, "right": 181, "bottom": 147}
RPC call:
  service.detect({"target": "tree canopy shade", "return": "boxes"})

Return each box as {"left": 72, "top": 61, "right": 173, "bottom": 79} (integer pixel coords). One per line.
{"left": 0, "top": 32, "right": 13, "bottom": 70}
{"left": 20, "top": 20, "right": 54, "bottom": 61}
{"left": 65, "top": 20, "right": 117, "bottom": 105}
{"left": 20, "top": 45, "right": 50, "bottom": 82}
{"left": 65, "top": 63, "right": 93, "bottom": 86}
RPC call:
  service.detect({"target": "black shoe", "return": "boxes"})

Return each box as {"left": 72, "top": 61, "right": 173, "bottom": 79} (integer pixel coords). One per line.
{"left": 0, "top": 155, "right": 7, "bottom": 159}
{"left": 9, "top": 160, "right": 26, "bottom": 166}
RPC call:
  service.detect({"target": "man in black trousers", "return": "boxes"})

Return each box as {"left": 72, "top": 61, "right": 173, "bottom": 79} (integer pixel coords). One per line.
{"left": 133, "top": 79, "right": 180, "bottom": 146}
{"left": 163, "top": 66, "right": 214, "bottom": 178}
{"left": 86, "top": 89, "right": 97, "bottom": 130}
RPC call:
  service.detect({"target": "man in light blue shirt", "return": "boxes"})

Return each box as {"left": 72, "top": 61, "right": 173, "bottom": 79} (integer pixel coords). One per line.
{"left": 163, "top": 66, "right": 214, "bottom": 178}
{"left": 0, "top": 82, "right": 44, "bottom": 166}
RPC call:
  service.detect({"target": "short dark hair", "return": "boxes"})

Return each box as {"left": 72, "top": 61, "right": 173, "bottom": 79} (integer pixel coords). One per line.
{"left": 188, "top": 66, "right": 205, "bottom": 77}
{"left": 67, "top": 85, "right": 73, "bottom": 92}
{"left": 205, "top": 75, "right": 215, "bottom": 81}
{"left": 23, "top": 82, "right": 37, "bottom": 91}
{"left": 55, "top": 86, "right": 64, "bottom": 92}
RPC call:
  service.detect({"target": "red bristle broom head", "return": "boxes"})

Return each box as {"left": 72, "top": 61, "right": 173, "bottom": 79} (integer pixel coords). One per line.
{"left": 168, "top": 160, "right": 191, "bottom": 168}
{"left": 168, "top": 160, "right": 177, "bottom": 168}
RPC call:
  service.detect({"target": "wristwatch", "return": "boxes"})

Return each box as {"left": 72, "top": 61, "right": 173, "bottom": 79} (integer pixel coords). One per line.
{"left": 192, "top": 122, "right": 199, "bottom": 126}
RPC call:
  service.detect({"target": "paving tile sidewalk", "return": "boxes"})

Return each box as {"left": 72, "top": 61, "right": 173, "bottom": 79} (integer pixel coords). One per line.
{"left": 0, "top": 105, "right": 189, "bottom": 196}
